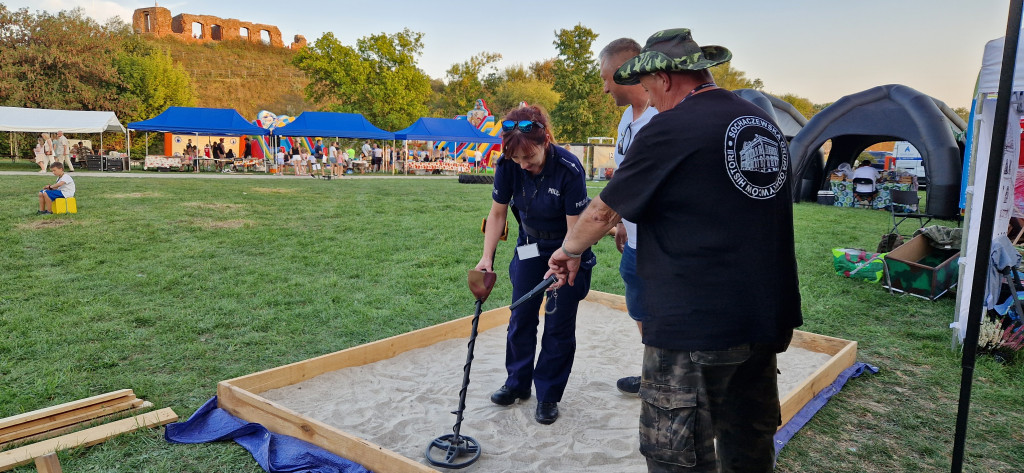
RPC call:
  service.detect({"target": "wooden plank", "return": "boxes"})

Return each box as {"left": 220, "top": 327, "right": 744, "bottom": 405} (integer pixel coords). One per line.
{"left": 790, "top": 330, "right": 852, "bottom": 357}
{"left": 217, "top": 383, "right": 437, "bottom": 473}
{"left": 0, "top": 408, "right": 177, "bottom": 472}
{"left": 779, "top": 339, "right": 858, "bottom": 427}
{"left": 32, "top": 453, "right": 61, "bottom": 473}
{"left": 227, "top": 293, "right": 624, "bottom": 394}
{"left": 226, "top": 306, "right": 513, "bottom": 394}
{"left": 0, "top": 398, "right": 143, "bottom": 444}
{"left": 584, "top": 290, "right": 628, "bottom": 312}
{"left": 0, "top": 390, "right": 134, "bottom": 431}
{"left": 0, "top": 402, "right": 152, "bottom": 449}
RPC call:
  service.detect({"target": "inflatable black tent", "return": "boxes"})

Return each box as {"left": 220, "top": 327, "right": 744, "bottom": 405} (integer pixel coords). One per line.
{"left": 734, "top": 89, "right": 823, "bottom": 201}
{"left": 734, "top": 89, "right": 809, "bottom": 138}
{"left": 789, "top": 84, "right": 966, "bottom": 218}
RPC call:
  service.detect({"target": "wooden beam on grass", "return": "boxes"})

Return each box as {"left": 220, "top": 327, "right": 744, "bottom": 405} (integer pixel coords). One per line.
{"left": 0, "top": 390, "right": 134, "bottom": 431}
{"left": 0, "top": 398, "right": 145, "bottom": 444}
{"left": 0, "top": 402, "right": 153, "bottom": 449}
{"left": 0, "top": 408, "right": 177, "bottom": 472}
{"left": 33, "top": 453, "right": 61, "bottom": 473}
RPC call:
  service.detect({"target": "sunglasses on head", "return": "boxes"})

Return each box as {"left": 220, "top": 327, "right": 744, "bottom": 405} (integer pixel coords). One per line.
{"left": 501, "top": 120, "right": 545, "bottom": 133}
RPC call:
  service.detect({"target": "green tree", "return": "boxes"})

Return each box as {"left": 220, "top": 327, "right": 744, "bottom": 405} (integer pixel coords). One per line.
{"left": 433, "top": 52, "right": 501, "bottom": 118}
{"left": 708, "top": 62, "right": 759, "bottom": 91}
{"left": 529, "top": 59, "right": 557, "bottom": 84}
{"left": 294, "top": 29, "right": 431, "bottom": 130}
{"left": 489, "top": 79, "right": 561, "bottom": 118}
{"left": 550, "top": 24, "right": 617, "bottom": 142}
{"left": 115, "top": 36, "right": 196, "bottom": 123}
{"left": 0, "top": 6, "right": 127, "bottom": 113}
{"left": 953, "top": 106, "right": 970, "bottom": 124}
{"left": 776, "top": 93, "right": 817, "bottom": 120}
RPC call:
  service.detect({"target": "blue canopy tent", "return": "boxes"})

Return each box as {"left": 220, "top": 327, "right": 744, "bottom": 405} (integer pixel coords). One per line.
{"left": 127, "top": 107, "right": 269, "bottom": 136}
{"left": 274, "top": 112, "right": 394, "bottom": 139}
{"left": 127, "top": 107, "right": 270, "bottom": 167}
{"left": 394, "top": 117, "right": 501, "bottom": 143}
{"left": 394, "top": 117, "right": 502, "bottom": 174}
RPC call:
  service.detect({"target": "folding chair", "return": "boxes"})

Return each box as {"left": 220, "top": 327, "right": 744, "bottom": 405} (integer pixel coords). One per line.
{"left": 852, "top": 178, "right": 877, "bottom": 207}
{"left": 889, "top": 189, "right": 933, "bottom": 236}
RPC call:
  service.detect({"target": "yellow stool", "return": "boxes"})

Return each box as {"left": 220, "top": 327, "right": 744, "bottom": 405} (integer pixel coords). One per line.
{"left": 53, "top": 197, "right": 77, "bottom": 214}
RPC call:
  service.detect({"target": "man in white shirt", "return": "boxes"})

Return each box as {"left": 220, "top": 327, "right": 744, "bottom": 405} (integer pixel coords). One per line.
{"left": 54, "top": 131, "right": 73, "bottom": 171}
{"left": 38, "top": 162, "right": 75, "bottom": 214}
{"left": 852, "top": 159, "right": 880, "bottom": 193}
{"left": 599, "top": 38, "right": 659, "bottom": 396}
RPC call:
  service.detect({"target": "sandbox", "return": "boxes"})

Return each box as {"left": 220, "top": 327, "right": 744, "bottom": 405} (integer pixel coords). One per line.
{"left": 217, "top": 291, "right": 856, "bottom": 472}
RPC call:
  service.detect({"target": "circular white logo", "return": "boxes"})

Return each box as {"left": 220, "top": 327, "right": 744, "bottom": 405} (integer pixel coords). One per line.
{"left": 723, "top": 116, "right": 788, "bottom": 199}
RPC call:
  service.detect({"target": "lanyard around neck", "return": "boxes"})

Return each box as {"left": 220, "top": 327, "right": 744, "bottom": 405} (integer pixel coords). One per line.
{"left": 676, "top": 82, "right": 716, "bottom": 107}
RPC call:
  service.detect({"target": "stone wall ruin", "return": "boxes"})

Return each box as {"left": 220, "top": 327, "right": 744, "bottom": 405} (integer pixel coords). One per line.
{"left": 132, "top": 6, "right": 306, "bottom": 50}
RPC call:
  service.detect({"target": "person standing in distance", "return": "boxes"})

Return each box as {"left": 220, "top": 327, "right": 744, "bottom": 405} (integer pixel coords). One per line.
{"left": 547, "top": 28, "right": 802, "bottom": 472}
{"left": 599, "top": 37, "right": 659, "bottom": 396}
{"left": 476, "top": 105, "right": 595, "bottom": 425}
{"left": 54, "top": 131, "right": 73, "bottom": 171}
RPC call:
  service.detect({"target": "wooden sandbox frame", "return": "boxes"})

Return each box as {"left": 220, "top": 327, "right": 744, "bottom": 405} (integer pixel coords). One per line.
{"left": 217, "top": 291, "right": 857, "bottom": 473}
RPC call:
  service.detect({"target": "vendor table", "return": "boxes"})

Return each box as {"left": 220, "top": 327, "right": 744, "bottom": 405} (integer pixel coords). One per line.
{"left": 144, "top": 155, "right": 189, "bottom": 170}
{"left": 830, "top": 179, "right": 918, "bottom": 211}
{"left": 406, "top": 161, "right": 471, "bottom": 174}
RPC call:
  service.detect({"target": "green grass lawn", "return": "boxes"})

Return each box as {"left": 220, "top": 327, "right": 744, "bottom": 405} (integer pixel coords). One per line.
{"left": 0, "top": 175, "right": 1021, "bottom": 472}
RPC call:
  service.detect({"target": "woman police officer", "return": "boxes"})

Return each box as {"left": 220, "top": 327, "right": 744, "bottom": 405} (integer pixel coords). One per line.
{"left": 475, "top": 105, "right": 595, "bottom": 425}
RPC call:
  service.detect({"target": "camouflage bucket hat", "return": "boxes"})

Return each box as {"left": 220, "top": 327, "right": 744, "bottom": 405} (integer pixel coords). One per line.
{"left": 614, "top": 28, "right": 732, "bottom": 85}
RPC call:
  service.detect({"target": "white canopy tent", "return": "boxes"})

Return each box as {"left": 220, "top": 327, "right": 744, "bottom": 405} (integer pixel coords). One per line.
{"left": 954, "top": 35, "right": 1024, "bottom": 344}
{"left": 0, "top": 106, "right": 125, "bottom": 134}
{"left": 0, "top": 107, "right": 127, "bottom": 163}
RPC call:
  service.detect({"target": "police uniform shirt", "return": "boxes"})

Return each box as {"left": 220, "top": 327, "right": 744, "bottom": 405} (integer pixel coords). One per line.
{"left": 600, "top": 89, "right": 802, "bottom": 351}
{"left": 493, "top": 144, "right": 590, "bottom": 249}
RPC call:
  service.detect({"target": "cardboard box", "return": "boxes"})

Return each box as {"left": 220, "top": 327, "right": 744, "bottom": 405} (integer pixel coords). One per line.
{"left": 883, "top": 234, "right": 959, "bottom": 300}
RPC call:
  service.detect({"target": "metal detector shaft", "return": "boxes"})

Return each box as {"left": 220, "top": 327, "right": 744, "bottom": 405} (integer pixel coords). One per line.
{"left": 450, "top": 298, "right": 483, "bottom": 441}
{"left": 509, "top": 275, "right": 558, "bottom": 311}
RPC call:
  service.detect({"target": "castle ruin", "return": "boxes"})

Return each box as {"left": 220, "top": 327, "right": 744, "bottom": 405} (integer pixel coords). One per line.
{"left": 132, "top": 6, "right": 306, "bottom": 50}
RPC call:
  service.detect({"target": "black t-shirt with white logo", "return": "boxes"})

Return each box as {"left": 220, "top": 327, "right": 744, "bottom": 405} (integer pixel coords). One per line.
{"left": 601, "top": 88, "right": 802, "bottom": 351}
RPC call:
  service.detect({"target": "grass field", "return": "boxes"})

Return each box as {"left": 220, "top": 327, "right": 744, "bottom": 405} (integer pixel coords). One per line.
{"left": 0, "top": 174, "right": 1021, "bottom": 472}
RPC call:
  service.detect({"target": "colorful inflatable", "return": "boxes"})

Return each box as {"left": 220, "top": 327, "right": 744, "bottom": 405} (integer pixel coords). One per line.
{"left": 437, "top": 99, "right": 502, "bottom": 169}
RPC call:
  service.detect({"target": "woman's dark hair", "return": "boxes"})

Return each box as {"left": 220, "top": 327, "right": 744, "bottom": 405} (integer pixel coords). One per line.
{"left": 501, "top": 105, "right": 555, "bottom": 157}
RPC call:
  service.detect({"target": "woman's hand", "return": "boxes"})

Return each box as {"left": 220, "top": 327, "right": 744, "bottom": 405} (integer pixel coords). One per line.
{"left": 475, "top": 256, "right": 493, "bottom": 273}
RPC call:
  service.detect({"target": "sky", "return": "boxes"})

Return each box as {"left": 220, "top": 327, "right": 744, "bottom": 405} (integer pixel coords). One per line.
{"left": 6, "top": 0, "right": 1016, "bottom": 109}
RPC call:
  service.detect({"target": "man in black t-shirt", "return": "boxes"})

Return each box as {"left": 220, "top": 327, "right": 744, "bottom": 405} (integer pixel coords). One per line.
{"left": 548, "top": 28, "right": 801, "bottom": 472}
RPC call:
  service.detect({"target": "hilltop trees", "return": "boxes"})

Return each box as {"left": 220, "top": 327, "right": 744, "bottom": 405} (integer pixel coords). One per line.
{"left": 0, "top": 5, "right": 194, "bottom": 121}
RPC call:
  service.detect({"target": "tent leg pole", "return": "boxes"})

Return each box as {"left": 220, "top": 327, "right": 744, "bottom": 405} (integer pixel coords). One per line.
{"left": 950, "top": 1, "right": 1023, "bottom": 472}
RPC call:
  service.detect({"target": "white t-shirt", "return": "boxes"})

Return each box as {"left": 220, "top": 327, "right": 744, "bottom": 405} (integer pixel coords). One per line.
{"left": 614, "top": 104, "right": 659, "bottom": 249}
{"left": 57, "top": 174, "right": 75, "bottom": 198}
{"left": 852, "top": 166, "right": 880, "bottom": 192}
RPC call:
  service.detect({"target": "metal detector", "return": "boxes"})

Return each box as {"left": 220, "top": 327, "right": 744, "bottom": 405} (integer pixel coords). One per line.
{"left": 425, "top": 269, "right": 496, "bottom": 469}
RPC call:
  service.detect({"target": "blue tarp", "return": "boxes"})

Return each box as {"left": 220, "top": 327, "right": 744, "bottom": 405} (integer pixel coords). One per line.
{"left": 394, "top": 117, "right": 501, "bottom": 143}
{"left": 165, "top": 397, "right": 371, "bottom": 473}
{"left": 128, "top": 107, "right": 269, "bottom": 136}
{"left": 275, "top": 112, "right": 394, "bottom": 140}
{"left": 774, "top": 362, "right": 879, "bottom": 457}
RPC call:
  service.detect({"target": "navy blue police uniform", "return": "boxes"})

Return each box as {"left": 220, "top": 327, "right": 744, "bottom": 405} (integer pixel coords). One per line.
{"left": 492, "top": 144, "right": 596, "bottom": 403}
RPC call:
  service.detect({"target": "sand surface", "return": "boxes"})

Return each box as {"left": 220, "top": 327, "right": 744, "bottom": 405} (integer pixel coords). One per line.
{"left": 262, "top": 301, "right": 832, "bottom": 472}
